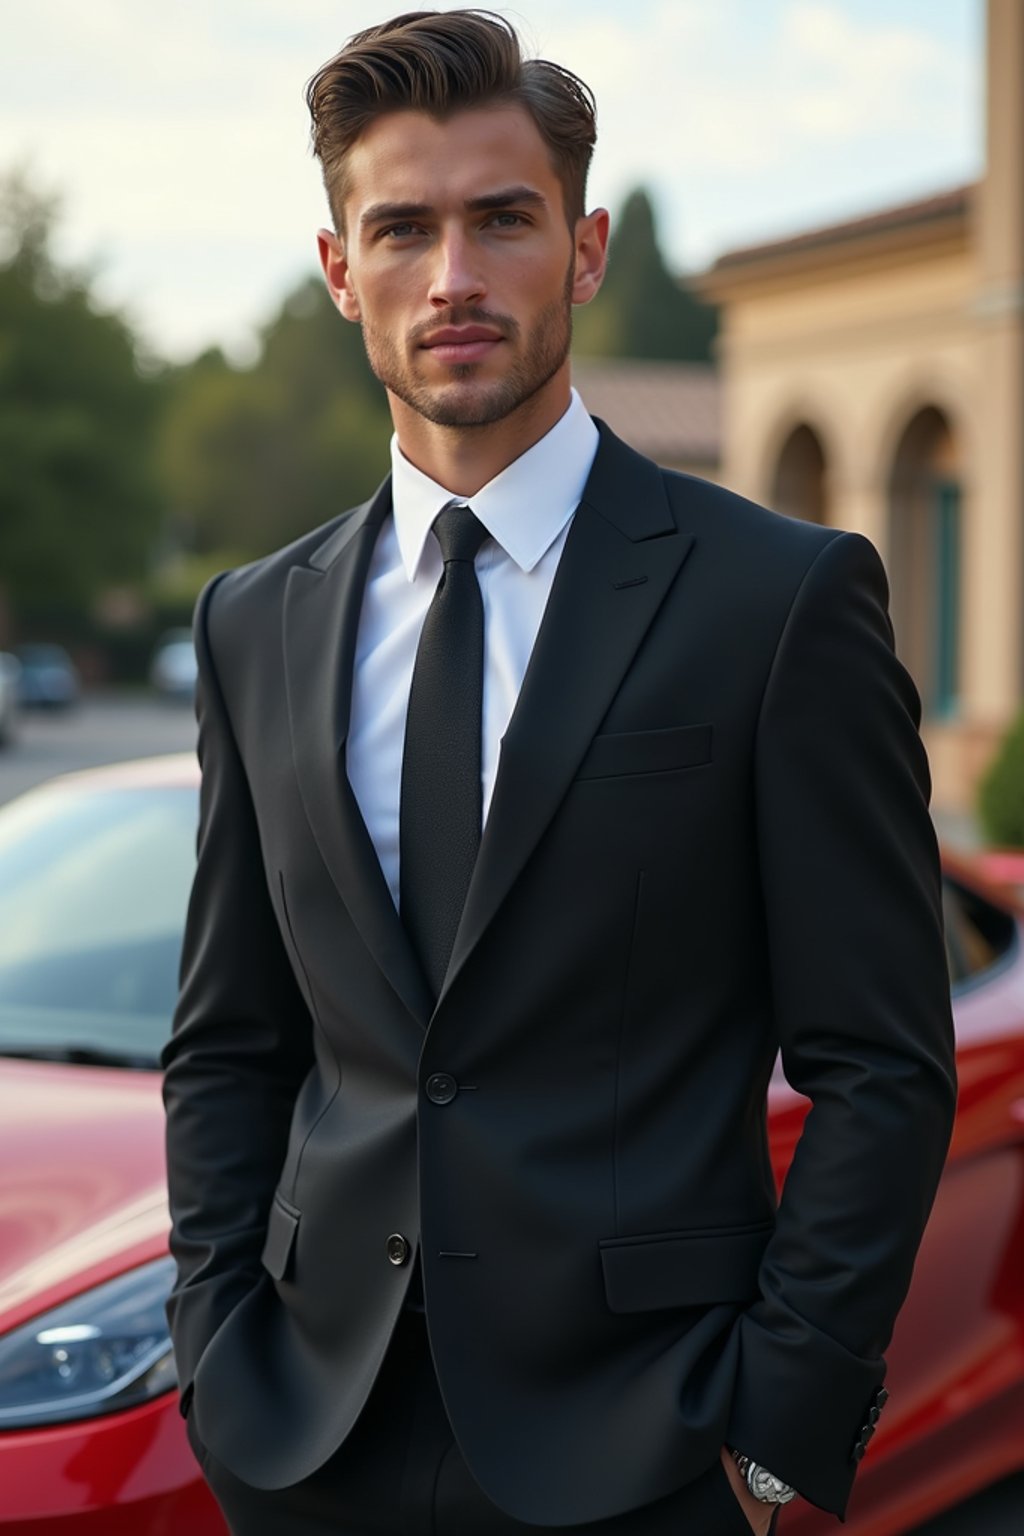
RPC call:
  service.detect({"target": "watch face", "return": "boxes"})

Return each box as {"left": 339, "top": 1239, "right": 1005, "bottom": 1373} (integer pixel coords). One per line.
{"left": 748, "top": 1465, "right": 796, "bottom": 1504}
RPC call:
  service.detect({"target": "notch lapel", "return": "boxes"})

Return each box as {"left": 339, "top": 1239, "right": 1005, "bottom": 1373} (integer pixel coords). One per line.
{"left": 283, "top": 479, "right": 433, "bottom": 1029}
{"left": 438, "top": 424, "right": 695, "bottom": 1006}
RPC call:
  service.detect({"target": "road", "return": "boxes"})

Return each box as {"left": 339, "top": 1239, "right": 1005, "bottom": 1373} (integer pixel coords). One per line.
{"left": 0, "top": 692, "right": 197, "bottom": 805}
{"left": 0, "top": 695, "right": 1020, "bottom": 1533}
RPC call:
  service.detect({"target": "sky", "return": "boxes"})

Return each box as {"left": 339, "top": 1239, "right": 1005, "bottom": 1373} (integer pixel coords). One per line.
{"left": 2, "top": 0, "right": 983, "bottom": 364}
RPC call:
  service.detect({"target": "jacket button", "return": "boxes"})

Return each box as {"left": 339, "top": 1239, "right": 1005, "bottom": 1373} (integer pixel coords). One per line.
{"left": 425, "top": 1072, "right": 458, "bottom": 1105}
{"left": 386, "top": 1233, "right": 410, "bottom": 1266}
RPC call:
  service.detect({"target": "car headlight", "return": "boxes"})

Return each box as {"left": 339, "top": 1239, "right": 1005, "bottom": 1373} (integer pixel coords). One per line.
{"left": 0, "top": 1257, "right": 177, "bottom": 1428}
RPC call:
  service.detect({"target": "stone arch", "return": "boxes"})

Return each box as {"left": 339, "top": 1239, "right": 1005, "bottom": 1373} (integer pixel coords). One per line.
{"left": 886, "top": 404, "right": 963, "bottom": 718}
{"left": 759, "top": 405, "right": 841, "bottom": 523}
{"left": 768, "top": 422, "right": 829, "bottom": 523}
{"left": 868, "top": 375, "right": 974, "bottom": 504}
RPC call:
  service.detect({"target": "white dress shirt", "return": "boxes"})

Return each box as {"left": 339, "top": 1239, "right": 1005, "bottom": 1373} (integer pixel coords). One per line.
{"left": 346, "top": 388, "right": 599, "bottom": 909}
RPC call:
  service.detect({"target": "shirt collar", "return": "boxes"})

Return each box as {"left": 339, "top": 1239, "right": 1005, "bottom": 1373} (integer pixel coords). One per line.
{"left": 389, "top": 388, "right": 599, "bottom": 580}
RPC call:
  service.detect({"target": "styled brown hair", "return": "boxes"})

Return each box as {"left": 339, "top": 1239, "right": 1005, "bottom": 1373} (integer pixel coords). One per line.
{"left": 305, "top": 10, "right": 597, "bottom": 232}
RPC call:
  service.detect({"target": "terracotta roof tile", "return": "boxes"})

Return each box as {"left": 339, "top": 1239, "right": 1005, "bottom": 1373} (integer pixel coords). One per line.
{"left": 571, "top": 357, "right": 720, "bottom": 465}
{"left": 711, "top": 182, "right": 974, "bottom": 271}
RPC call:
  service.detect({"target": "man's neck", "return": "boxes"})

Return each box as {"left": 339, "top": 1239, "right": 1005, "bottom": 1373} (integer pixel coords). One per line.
{"left": 389, "top": 373, "right": 572, "bottom": 498}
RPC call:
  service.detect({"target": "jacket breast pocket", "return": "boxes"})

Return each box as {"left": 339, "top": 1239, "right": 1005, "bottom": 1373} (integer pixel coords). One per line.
{"left": 261, "top": 1191, "right": 300, "bottom": 1281}
{"left": 574, "top": 724, "right": 713, "bottom": 782}
{"left": 599, "top": 1220, "right": 773, "bottom": 1312}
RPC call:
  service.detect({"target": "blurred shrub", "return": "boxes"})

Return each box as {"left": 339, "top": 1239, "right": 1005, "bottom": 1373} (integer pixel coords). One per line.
{"left": 159, "top": 280, "right": 392, "bottom": 561}
{"left": 148, "top": 550, "right": 251, "bottom": 615}
{"left": 978, "top": 708, "right": 1024, "bottom": 847}
{"left": 0, "top": 171, "right": 162, "bottom": 621}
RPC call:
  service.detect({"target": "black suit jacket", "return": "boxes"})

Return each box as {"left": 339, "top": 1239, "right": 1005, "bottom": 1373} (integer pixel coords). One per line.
{"left": 162, "top": 421, "right": 956, "bottom": 1523}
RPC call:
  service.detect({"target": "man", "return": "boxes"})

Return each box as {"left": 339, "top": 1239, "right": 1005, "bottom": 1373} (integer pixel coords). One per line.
{"left": 162, "top": 12, "right": 957, "bottom": 1536}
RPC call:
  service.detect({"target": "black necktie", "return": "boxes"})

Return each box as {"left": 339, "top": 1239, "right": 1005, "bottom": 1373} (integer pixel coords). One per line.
{"left": 400, "top": 504, "right": 489, "bottom": 998}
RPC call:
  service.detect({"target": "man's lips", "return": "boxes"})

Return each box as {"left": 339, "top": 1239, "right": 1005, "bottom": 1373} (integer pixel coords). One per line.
{"left": 420, "top": 326, "right": 504, "bottom": 364}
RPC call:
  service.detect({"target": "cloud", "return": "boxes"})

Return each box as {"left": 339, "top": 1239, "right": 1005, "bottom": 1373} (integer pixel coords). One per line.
{"left": 541, "top": 0, "right": 979, "bottom": 268}
{"left": 544, "top": 0, "right": 969, "bottom": 171}
{"left": 778, "top": 2, "right": 958, "bottom": 137}
{"left": 2, "top": 0, "right": 980, "bottom": 358}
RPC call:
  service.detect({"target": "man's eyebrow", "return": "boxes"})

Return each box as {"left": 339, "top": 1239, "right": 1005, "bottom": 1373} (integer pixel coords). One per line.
{"left": 464, "top": 186, "right": 547, "bottom": 214}
{"left": 360, "top": 201, "right": 431, "bottom": 230}
{"left": 359, "top": 186, "right": 548, "bottom": 230}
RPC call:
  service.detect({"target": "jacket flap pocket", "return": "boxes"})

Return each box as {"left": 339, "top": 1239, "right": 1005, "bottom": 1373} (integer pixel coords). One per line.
{"left": 261, "top": 1194, "right": 300, "bottom": 1280}
{"left": 575, "top": 724, "right": 712, "bottom": 781}
{"left": 599, "top": 1222, "right": 772, "bottom": 1313}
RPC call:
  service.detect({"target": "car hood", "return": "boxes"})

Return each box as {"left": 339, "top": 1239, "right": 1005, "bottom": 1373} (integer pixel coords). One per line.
{"left": 0, "top": 1059, "right": 168, "bottom": 1331}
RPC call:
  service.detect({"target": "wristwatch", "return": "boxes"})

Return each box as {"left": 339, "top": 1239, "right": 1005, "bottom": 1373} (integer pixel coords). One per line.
{"left": 730, "top": 1448, "right": 797, "bottom": 1505}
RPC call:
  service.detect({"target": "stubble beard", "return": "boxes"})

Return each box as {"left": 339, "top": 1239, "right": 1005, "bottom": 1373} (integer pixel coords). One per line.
{"left": 360, "top": 261, "right": 575, "bottom": 429}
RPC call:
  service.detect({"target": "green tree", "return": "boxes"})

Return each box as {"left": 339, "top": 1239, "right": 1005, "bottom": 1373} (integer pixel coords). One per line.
{"left": 160, "top": 278, "right": 392, "bottom": 562}
{"left": 573, "top": 187, "right": 717, "bottom": 362}
{"left": 978, "top": 708, "right": 1024, "bottom": 847}
{"left": 0, "top": 171, "right": 162, "bottom": 623}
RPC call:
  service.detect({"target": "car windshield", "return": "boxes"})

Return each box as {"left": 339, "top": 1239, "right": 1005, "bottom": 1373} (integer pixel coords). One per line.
{"left": 0, "top": 782, "right": 198, "bottom": 1068}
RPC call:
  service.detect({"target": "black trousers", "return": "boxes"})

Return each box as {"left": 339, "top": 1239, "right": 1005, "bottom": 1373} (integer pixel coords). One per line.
{"left": 187, "top": 1309, "right": 765, "bottom": 1536}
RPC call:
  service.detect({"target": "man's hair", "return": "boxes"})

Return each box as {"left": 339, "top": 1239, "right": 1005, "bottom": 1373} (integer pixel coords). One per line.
{"left": 306, "top": 10, "right": 597, "bottom": 232}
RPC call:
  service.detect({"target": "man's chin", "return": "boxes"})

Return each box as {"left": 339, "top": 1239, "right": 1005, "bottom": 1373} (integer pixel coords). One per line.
{"left": 394, "top": 377, "right": 526, "bottom": 430}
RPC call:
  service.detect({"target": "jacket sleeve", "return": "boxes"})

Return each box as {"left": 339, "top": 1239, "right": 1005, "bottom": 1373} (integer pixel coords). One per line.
{"left": 726, "top": 531, "right": 957, "bottom": 1516}
{"left": 161, "top": 573, "right": 316, "bottom": 1414}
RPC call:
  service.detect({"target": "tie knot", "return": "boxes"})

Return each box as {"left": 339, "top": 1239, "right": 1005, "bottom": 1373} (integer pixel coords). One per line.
{"left": 433, "top": 504, "right": 488, "bottom": 565}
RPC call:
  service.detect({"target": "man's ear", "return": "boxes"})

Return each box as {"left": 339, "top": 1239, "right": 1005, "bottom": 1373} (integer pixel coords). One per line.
{"left": 571, "top": 207, "right": 610, "bottom": 307}
{"left": 317, "top": 228, "right": 361, "bottom": 323}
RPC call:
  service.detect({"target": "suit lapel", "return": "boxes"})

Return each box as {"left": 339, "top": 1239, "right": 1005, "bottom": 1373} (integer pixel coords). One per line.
{"left": 283, "top": 478, "right": 433, "bottom": 1029}
{"left": 438, "top": 424, "right": 695, "bottom": 1006}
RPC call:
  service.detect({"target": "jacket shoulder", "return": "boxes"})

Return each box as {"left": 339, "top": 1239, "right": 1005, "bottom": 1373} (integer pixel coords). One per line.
{"left": 652, "top": 463, "right": 888, "bottom": 631}
{"left": 209, "top": 505, "right": 360, "bottom": 607}
{"left": 193, "top": 488, "right": 385, "bottom": 653}
{"left": 661, "top": 466, "right": 840, "bottom": 560}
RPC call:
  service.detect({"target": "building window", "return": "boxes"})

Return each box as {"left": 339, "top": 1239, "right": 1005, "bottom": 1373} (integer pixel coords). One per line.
{"left": 887, "top": 407, "right": 961, "bottom": 720}
{"left": 932, "top": 478, "right": 961, "bottom": 717}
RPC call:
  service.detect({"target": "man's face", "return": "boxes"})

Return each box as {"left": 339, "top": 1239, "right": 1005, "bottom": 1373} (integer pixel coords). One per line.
{"left": 319, "top": 104, "right": 606, "bottom": 429}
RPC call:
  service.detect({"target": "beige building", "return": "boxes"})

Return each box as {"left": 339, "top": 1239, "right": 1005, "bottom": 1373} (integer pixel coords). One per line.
{"left": 698, "top": 0, "right": 1024, "bottom": 814}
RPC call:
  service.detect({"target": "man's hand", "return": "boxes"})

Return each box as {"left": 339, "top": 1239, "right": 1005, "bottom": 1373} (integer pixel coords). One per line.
{"left": 720, "top": 1447, "right": 776, "bottom": 1535}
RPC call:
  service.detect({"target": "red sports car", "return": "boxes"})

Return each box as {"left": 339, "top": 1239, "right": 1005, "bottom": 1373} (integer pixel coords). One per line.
{"left": 0, "top": 756, "right": 1021, "bottom": 1534}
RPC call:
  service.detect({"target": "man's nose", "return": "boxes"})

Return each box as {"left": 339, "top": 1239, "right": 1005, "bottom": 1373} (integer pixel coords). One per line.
{"left": 428, "top": 231, "right": 486, "bottom": 309}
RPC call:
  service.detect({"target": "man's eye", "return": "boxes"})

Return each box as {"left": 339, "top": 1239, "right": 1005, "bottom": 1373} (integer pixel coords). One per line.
{"left": 382, "top": 223, "right": 420, "bottom": 240}
{"left": 490, "top": 213, "right": 524, "bottom": 228}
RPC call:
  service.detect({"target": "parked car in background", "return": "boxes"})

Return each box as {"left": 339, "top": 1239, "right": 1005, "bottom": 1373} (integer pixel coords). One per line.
{"left": 0, "top": 757, "right": 1021, "bottom": 1533}
{"left": 149, "top": 629, "right": 198, "bottom": 703}
{"left": 0, "top": 655, "right": 20, "bottom": 747}
{"left": 14, "top": 644, "right": 80, "bottom": 710}
{"left": 976, "top": 847, "right": 1024, "bottom": 905}
{"left": 0, "top": 756, "right": 224, "bottom": 1534}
